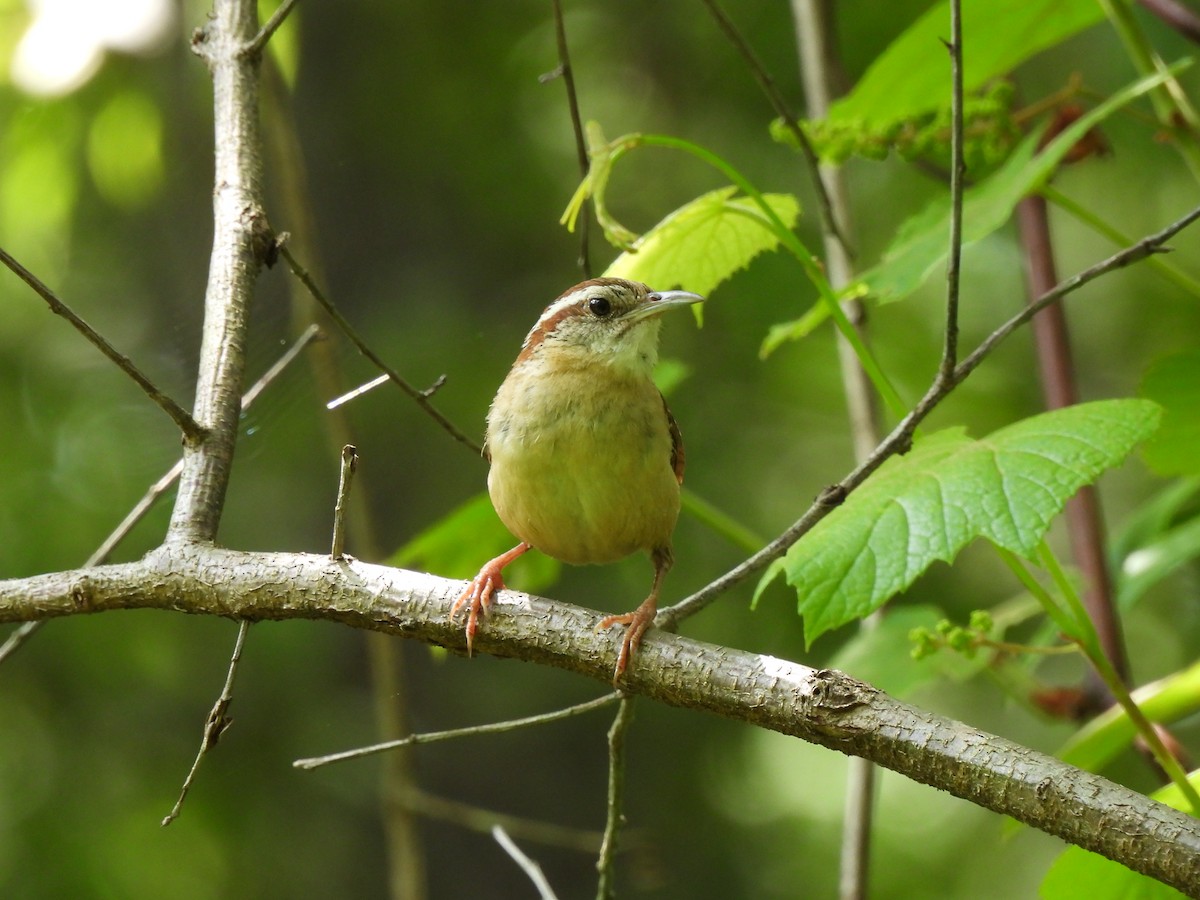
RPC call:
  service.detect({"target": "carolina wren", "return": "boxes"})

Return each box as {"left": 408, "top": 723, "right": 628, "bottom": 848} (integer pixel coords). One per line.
{"left": 451, "top": 277, "right": 702, "bottom": 683}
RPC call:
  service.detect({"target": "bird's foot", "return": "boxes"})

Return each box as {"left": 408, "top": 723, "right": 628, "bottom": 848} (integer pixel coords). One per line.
{"left": 451, "top": 543, "right": 529, "bottom": 655}
{"left": 450, "top": 570, "right": 502, "bottom": 656}
{"left": 598, "top": 599, "right": 657, "bottom": 686}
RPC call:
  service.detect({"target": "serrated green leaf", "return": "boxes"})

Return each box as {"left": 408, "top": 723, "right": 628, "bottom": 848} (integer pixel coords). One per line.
{"left": 1040, "top": 769, "right": 1198, "bottom": 899}
{"left": 763, "top": 400, "right": 1161, "bottom": 646}
{"left": 604, "top": 187, "right": 799, "bottom": 298}
{"left": 1141, "top": 350, "right": 1200, "bottom": 476}
{"left": 828, "top": 0, "right": 1104, "bottom": 129}
{"left": 391, "top": 492, "right": 560, "bottom": 594}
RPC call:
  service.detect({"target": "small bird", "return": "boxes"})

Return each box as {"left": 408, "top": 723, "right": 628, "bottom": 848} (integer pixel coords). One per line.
{"left": 451, "top": 277, "right": 702, "bottom": 683}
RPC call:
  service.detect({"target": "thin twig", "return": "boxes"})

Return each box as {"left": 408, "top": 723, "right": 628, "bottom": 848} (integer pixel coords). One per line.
{"left": 162, "top": 620, "right": 251, "bottom": 826}
{"left": 244, "top": 0, "right": 300, "bottom": 57}
{"left": 0, "top": 325, "right": 320, "bottom": 667}
{"left": 277, "top": 241, "right": 483, "bottom": 455}
{"left": 400, "top": 787, "right": 609, "bottom": 853}
{"left": 294, "top": 693, "right": 618, "bottom": 769}
{"left": 330, "top": 444, "right": 358, "bottom": 559}
{"left": 548, "top": 0, "right": 591, "bottom": 277}
{"left": 701, "top": 0, "right": 849, "bottom": 254}
{"left": 595, "top": 697, "right": 635, "bottom": 900}
{"left": 327, "top": 374, "right": 388, "bottom": 409}
{"left": 0, "top": 245, "right": 204, "bottom": 442}
{"left": 659, "top": 201, "right": 1200, "bottom": 628}
{"left": 941, "top": 0, "right": 965, "bottom": 381}
{"left": 493, "top": 826, "right": 561, "bottom": 900}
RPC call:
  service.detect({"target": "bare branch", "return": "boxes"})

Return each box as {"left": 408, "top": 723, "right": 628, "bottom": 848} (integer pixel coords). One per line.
{"left": 659, "top": 200, "right": 1200, "bottom": 629}
{"left": 402, "top": 787, "right": 607, "bottom": 852}
{"left": 595, "top": 697, "right": 635, "bottom": 900}
{"left": 547, "top": 0, "right": 591, "bottom": 277}
{"left": 171, "top": 0, "right": 274, "bottom": 544}
{"left": 790, "top": 2, "right": 883, "bottom": 892}
{"left": 941, "top": 0, "right": 965, "bottom": 381}
{"left": 277, "top": 242, "right": 484, "bottom": 456}
{"left": 0, "top": 245, "right": 204, "bottom": 442}
{"left": 330, "top": 444, "right": 358, "bottom": 559}
{"left": 0, "top": 324, "right": 319, "bottom": 667}
{"left": 4, "top": 547, "right": 1200, "bottom": 893}
{"left": 294, "top": 693, "right": 618, "bottom": 770}
{"left": 702, "top": 0, "right": 850, "bottom": 254}
{"left": 162, "top": 620, "right": 251, "bottom": 826}
{"left": 245, "top": 0, "right": 299, "bottom": 57}
{"left": 494, "top": 826, "right": 561, "bottom": 900}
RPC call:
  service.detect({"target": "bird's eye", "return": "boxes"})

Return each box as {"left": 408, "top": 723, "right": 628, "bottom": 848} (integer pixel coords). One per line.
{"left": 588, "top": 296, "right": 612, "bottom": 317}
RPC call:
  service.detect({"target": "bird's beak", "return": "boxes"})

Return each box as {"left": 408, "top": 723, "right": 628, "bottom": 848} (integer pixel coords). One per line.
{"left": 628, "top": 289, "right": 704, "bottom": 322}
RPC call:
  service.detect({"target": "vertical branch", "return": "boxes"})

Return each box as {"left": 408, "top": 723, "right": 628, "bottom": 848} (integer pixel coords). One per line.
{"left": 790, "top": 4, "right": 885, "bottom": 897}
{"left": 1017, "top": 194, "right": 1128, "bottom": 697}
{"left": 790, "top": 1, "right": 877, "bottom": 456}
{"left": 260, "top": 53, "right": 429, "bottom": 900}
{"left": 168, "top": 0, "right": 273, "bottom": 545}
{"left": 941, "top": 0, "right": 966, "bottom": 381}
{"left": 549, "top": 0, "right": 591, "bottom": 278}
{"left": 595, "top": 697, "right": 635, "bottom": 900}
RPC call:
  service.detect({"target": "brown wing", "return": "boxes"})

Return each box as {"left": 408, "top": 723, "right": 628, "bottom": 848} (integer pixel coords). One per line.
{"left": 662, "top": 393, "right": 685, "bottom": 484}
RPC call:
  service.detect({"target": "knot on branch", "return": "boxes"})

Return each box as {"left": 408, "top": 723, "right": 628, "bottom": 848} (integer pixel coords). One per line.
{"left": 70, "top": 576, "right": 93, "bottom": 610}
{"left": 808, "top": 668, "right": 869, "bottom": 716}
{"left": 248, "top": 209, "right": 276, "bottom": 268}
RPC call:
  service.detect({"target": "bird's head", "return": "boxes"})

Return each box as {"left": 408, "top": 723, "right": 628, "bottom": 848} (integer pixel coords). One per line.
{"left": 516, "top": 277, "right": 703, "bottom": 374}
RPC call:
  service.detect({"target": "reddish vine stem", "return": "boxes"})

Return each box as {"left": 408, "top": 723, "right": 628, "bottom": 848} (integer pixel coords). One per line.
{"left": 1017, "top": 193, "right": 1129, "bottom": 703}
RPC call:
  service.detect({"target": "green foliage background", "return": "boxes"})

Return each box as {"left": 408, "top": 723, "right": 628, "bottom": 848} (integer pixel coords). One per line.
{"left": 2, "top": 1, "right": 1200, "bottom": 897}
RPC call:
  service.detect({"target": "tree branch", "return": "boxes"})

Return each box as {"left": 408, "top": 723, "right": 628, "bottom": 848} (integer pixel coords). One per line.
{"left": 659, "top": 199, "right": 1200, "bottom": 629}
{"left": 170, "top": 1, "right": 274, "bottom": 544}
{"left": 0, "top": 245, "right": 204, "bottom": 442}
{"left": 3, "top": 547, "right": 1200, "bottom": 894}
{"left": 277, "top": 242, "right": 483, "bottom": 456}
{"left": 790, "top": 2, "right": 882, "bottom": 894}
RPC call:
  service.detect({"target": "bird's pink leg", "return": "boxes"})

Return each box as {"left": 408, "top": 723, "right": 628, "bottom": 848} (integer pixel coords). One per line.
{"left": 451, "top": 542, "right": 531, "bottom": 654}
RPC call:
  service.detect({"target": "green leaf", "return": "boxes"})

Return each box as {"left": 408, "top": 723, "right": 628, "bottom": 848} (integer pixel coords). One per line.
{"left": 1141, "top": 350, "right": 1200, "bottom": 476}
{"left": 1040, "top": 770, "right": 1198, "bottom": 899}
{"left": 1112, "top": 476, "right": 1200, "bottom": 610}
{"left": 1112, "top": 477, "right": 1200, "bottom": 562}
{"left": 391, "top": 492, "right": 560, "bottom": 595}
{"left": 857, "top": 64, "right": 1185, "bottom": 306}
{"left": 763, "top": 400, "right": 1161, "bottom": 646}
{"left": 604, "top": 187, "right": 800, "bottom": 298}
{"left": 1057, "top": 660, "right": 1200, "bottom": 774}
{"left": 1117, "top": 511, "right": 1200, "bottom": 610}
{"left": 828, "top": 0, "right": 1104, "bottom": 129}
{"left": 765, "top": 64, "right": 1186, "bottom": 350}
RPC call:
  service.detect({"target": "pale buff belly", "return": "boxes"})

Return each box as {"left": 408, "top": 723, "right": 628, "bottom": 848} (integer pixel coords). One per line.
{"left": 486, "top": 376, "right": 680, "bottom": 565}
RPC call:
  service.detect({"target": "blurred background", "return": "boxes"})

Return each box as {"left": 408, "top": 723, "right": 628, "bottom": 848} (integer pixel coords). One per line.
{"left": 1, "top": 0, "right": 1199, "bottom": 896}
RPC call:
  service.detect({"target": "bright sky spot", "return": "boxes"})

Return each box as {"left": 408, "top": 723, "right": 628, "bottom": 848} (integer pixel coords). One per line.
{"left": 12, "top": 0, "right": 176, "bottom": 97}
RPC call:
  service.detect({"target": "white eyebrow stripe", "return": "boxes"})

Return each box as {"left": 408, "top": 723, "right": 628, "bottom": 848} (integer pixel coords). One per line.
{"left": 534, "top": 292, "right": 586, "bottom": 329}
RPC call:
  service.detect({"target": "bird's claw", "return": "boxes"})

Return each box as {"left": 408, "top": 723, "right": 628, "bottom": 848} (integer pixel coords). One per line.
{"left": 451, "top": 567, "right": 505, "bottom": 656}
{"left": 597, "top": 605, "right": 656, "bottom": 687}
